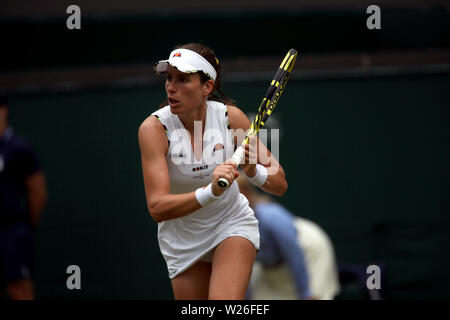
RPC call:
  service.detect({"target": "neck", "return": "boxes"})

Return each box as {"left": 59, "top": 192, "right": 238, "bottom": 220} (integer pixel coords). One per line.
{"left": 178, "top": 101, "right": 207, "bottom": 134}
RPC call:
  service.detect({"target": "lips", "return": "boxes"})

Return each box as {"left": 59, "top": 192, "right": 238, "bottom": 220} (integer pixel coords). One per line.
{"left": 168, "top": 97, "right": 180, "bottom": 105}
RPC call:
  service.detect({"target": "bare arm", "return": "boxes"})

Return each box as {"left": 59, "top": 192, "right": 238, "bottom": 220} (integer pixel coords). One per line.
{"left": 139, "top": 116, "right": 202, "bottom": 223}
{"left": 227, "top": 105, "right": 288, "bottom": 196}
{"left": 25, "top": 171, "right": 48, "bottom": 228}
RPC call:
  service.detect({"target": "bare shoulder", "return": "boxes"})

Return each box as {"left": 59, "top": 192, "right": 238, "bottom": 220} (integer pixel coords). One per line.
{"left": 138, "top": 115, "right": 168, "bottom": 155}
{"left": 226, "top": 105, "right": 251, "bottom": 131}
{"left": 139, "top": 114, "right": 164, "bottom": 133}
{"left": 138, "top": 115, "right": 166, "bottom": 140}
{"left": 226, "top": 105, "right": 245, "bottom": 118}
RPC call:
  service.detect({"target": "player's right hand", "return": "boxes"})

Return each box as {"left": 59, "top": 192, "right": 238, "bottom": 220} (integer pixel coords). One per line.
{"left": 211, "top": 160, "right": 239, "bottom": 196}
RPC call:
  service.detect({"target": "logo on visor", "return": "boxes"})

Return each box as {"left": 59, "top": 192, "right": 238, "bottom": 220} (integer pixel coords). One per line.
{"left": 173, "top": 52, "right": 181, "bottom": 57}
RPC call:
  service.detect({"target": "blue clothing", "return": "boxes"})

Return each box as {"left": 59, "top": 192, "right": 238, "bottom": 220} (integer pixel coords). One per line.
{"left": 0, "top": 222, "right": 35, "bottom": 282}
{"left": 0, "top": 127, "right": 39, "bottom": 282}
{"left": 0, "top": 127, "right": 40, "bottom": 227}
{"left": 255, "top": 202, "right": 311, "bottom": 299}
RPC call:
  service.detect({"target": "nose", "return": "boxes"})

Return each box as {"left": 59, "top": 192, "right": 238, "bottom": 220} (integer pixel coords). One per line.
{"left": 166, "top": 79, "right": 176, "bottom": 94}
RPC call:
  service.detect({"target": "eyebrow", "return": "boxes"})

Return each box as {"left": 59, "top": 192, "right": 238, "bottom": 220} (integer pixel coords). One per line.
{"left": 167, "top": 65, "right": 186, "bottom": 75}
{"left": 167, "top": 68, "right": 189, "bottom": 77}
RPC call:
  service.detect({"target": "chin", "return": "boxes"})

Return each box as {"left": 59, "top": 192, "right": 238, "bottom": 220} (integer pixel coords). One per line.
{"left": 170, "top": 105, "right": 182, "bottom": 114}
{"left": 170, "top": 102, "right": 192, "bottom": 115}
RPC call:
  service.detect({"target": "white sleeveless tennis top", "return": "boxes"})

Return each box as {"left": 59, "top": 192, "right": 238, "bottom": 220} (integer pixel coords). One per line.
{"left": 151, "top": 100, "right": 260, "bottom": 279}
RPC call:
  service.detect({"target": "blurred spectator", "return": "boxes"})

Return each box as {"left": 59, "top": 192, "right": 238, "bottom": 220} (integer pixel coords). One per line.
{"left": 237, "top": 174, "right": 340, "bottom": 300}
{"left": 0, "top": 95, "right": 47, "bottom": 300}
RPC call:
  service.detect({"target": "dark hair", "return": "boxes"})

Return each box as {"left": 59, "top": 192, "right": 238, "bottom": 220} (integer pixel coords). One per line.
{"left": 158, "top": 43, "right": 236, "bottom": 109}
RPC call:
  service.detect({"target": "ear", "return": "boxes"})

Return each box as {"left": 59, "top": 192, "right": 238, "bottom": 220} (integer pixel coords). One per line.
{"left": 202, "top": 79, "right": 215, "bottom": 96}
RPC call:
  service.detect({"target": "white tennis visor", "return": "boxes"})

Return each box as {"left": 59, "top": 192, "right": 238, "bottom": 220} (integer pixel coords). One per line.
{"left": 155, "top": 48, "right": 217, "bottom": 81}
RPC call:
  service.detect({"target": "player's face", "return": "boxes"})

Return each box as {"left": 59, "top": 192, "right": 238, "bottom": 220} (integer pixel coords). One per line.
{"left": 165, "top": 66, "right": 210, "bottom": 114}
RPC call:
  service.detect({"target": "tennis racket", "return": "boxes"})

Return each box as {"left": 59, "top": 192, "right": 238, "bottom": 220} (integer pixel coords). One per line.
{"left": 218, "top": 48, "right": 298, "bottom": 189}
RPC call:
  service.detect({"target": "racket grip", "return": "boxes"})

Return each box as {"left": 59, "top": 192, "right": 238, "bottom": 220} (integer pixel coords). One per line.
{"left": 217, "top": 178, "right": 230, "bottom": 189}
{"left": 218, "top": 146, "right": 245, "bottom": 189}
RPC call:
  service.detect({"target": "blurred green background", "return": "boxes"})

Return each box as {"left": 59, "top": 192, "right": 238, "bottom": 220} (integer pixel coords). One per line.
{"left": 1, "top": 0, "right": 449, "bottom": 299}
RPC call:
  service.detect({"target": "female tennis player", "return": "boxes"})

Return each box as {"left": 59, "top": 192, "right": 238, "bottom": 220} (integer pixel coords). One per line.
{"left": 138, "top": 43, "right": 288, "bottom": 300}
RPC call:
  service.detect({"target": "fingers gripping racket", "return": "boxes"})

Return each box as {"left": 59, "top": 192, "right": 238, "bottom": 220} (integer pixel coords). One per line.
{"left": 218, "top": 49, "right": 298, "bottom": 189}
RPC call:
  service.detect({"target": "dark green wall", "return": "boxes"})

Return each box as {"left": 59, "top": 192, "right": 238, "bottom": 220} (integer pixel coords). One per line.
{"left": 2, "top": 6, "right": 449, "bottom": 71}
{"left": 8, "top": 73, "right": 450, "bottom": 299}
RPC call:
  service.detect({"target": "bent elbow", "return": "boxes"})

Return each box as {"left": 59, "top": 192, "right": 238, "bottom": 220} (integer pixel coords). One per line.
{"left": 283, "top": 180, "right": 288, "bottom": 194}
{"left": 151, "top": 214, "right": 163, "bottom": 223}
{"left": 276, "top": 180, "right": 288, "bottom": 197}
{"left": 149, "top": 206, "right": 162, "bottom": 223}
{"left": 148, "top": 203, "right": 167, "bottom": 223}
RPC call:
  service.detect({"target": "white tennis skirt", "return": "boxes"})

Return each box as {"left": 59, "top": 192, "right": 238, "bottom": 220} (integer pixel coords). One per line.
{"left": 157, "top": 191, "right": 260, "bottom": 279}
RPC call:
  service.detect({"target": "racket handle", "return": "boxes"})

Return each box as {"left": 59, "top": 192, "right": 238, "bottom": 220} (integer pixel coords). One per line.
{"left": 218, "top": 146, "right": 245, "bottom": 189}
{"left": 217, "top": 178, "right": 230, "bottom": 189}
